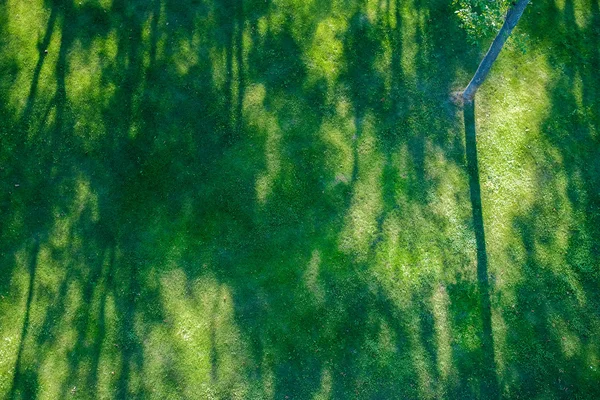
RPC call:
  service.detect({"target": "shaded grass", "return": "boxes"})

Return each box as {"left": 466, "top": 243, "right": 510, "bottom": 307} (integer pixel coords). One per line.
{"left": 0, "top": 0, "right": 599, "bottom": 399}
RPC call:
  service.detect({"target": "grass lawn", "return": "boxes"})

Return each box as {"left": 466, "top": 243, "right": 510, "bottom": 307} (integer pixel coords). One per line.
{"left": 0, "top": 0, "right": 599, "bottom": 398}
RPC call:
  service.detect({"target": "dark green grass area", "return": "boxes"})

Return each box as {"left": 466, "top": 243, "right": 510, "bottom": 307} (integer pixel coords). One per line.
{"left": 0, "top": 0, "right": 599, "bottom": 399}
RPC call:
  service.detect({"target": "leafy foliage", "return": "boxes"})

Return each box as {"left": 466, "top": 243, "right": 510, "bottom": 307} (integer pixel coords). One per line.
{"left": 453, "top": 0, "right": 511, "bottom": 43}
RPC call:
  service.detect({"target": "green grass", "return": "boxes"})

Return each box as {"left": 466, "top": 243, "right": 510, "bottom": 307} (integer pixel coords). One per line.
{"left": 0, "top": 0, "right": 599, "bottom": 399}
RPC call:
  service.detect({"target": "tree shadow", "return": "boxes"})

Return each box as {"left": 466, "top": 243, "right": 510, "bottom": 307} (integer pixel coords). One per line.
{"left": 463, "top": 100, "right": 499, "bottom": 399}
{"left": 5, "top": 0, "right": 594, "bottom": 399}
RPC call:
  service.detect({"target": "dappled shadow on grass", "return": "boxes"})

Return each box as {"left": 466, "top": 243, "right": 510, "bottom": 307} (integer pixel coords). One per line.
{"left": 1, "top": 0, "right": 598, "bottom": 398}
{"left": 0, "top": 0, "right": 483, "bottom": 398}
{"left": 0, "top": 1, "right": 471, "bottom": 398}
{"left": 494, "top": 0, "right": 600, "bottom": 397}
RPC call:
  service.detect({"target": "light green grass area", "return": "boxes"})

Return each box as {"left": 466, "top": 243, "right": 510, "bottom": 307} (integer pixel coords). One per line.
{"left": 0, "top": 0, "right": 598, "bottom": 399}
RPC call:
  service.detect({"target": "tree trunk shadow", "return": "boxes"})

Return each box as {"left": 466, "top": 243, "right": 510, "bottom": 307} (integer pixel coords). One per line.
{"left": 464, "top": 100, "right": 499, "bottom": 399}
